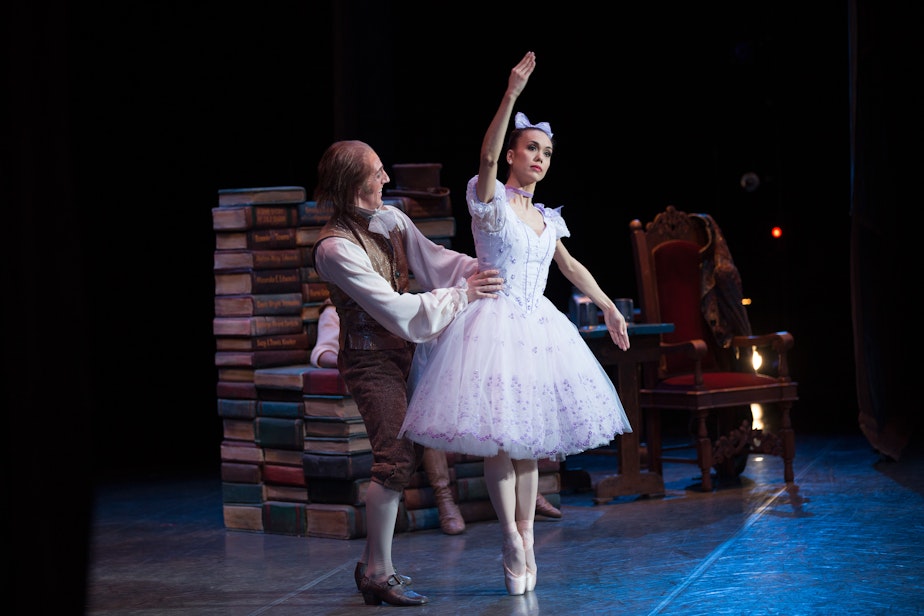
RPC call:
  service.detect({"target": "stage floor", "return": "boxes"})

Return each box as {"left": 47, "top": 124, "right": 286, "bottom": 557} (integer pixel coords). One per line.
{"left": 85, "top": 433, "right": 924, "bottom": 615}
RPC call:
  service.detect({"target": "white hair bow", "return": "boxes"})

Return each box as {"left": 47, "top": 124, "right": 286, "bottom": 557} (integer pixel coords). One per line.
{"left": 514, "top": 112, "right": 553, "bottom": 139}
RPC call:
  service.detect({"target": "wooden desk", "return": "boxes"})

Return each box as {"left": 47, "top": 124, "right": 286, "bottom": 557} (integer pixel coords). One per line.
{"left": 579, "top": 323, "right": 673, "bottom": 504}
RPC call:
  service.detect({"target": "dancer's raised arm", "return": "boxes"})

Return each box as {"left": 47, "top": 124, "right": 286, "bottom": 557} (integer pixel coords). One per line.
{"left": 475, "top": 51, "right": 537, "bottom": 204}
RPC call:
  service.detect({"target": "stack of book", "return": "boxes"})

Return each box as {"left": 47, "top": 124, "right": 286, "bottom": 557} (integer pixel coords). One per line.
{"left": 255, "top": 393, "right": 311, "bottom": 536}
{"left": 292, "top": 199, "right": 335, "bottom": 323}
{"left": 253, "top": 363, "right": 370, "bottom": 539}
{"left": 217, "top": 398, "right": 264, "bottom": 532}
{"left": 214, "top": 186, "right": 314, "bottom": 532}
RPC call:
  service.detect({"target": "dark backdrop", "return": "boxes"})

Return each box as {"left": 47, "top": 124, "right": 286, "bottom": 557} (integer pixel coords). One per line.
{"left": 6, "top": 2, "right": 917, "bottom": 612}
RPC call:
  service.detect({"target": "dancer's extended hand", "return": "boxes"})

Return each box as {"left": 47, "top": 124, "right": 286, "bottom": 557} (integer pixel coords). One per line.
{"left": 602, "top": 306, "right": 631, "bottom": 350}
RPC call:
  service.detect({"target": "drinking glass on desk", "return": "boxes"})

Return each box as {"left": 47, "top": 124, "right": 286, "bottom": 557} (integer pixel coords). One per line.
{"left": 614, "top": 298, "right": 634, "bottom": 324}
{"left": 569, "top": 291, "right": 600, "bottom": 329}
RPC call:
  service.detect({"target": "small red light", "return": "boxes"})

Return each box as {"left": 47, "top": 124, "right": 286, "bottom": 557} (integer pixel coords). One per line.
{"left": 771, "top": 226, "right": 782, "bottom": 238}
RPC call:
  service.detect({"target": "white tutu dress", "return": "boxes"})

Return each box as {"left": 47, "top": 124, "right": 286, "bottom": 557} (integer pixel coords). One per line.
{"left": 398, "top": 178, "right": 631, "bottom": 460}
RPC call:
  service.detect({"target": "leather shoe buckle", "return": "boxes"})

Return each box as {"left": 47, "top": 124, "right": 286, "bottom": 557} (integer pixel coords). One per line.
{"left": 386, "top": 574, "right": 403, "bottom": 587}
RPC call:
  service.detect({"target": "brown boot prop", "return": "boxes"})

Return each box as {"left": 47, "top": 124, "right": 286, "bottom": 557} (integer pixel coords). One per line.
{"left": 535, "top": 492, "right": 562, "bottom": 519}
{"left": 422, "top": 448, "right": 465, "bottom": 535}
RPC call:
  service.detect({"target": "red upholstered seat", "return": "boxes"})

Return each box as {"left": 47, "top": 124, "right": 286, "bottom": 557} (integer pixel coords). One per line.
{"left": 630, "top": 206, "right": 798, "bottom": 491}
{"left": 658, "top": 372, "right": 784, "bottom": 389}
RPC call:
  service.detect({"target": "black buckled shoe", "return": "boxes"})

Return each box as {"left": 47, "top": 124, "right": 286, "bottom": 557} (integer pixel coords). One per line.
{"left": 354, "top": 562, "right": 412, "bottom": 591}
{"left": 360, "top": 574, "right": 428, "bottom": 606}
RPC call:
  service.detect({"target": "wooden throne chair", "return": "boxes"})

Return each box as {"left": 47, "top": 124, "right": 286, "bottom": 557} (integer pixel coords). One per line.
{"left": 631, "top": 205, "right": 798, "bottom": 491}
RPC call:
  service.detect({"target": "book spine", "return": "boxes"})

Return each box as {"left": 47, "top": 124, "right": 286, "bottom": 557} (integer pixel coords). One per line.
{"left": 257, "top": 399, "right": 304, "bottom": 419}
{"left": 222, "top": 418, "right": 256, "bottom": 441}
{"left": 254, "top": 388, "right": 307, "bottom": 402}
{"left": 213, "top": 316, "right": 305, "bottom": 336}
{"left": 537, "top": 458, "right": 561, "bottom": 473}
{"left": 222, "top": 482, "right": 264, "bottom": 505}
{"left": 297, "top": 201, "right": 335, "bottom": 226}
{"left": 214, "top": 293, "right": 304, "bottom": 318}
{"left": 303, "top": 418, "right": 367, "bottom": 438}
{"left": 216, "top": 381, "right": 258, "bottom": 399}
{"left": 218, "top": 186, "right": 306, "bottom": 206}
{"left": 213, "top": 247, "right": 312, "bottom": 271}
{"left": 303, "top": 369, "right": 350, "bottom": 395}
{"left": 221, "top": 462, "right": 262, "bottom": 483}
{"left": 302, "top": 281, "right": 331, "bottom": 303}
{"left": 300, "top": 397, "right": 361, "bottom": 419}
{"left": 223, "top": 504, "right": 264, "bottom": 532}
{"left": 300, "top": 301, "right": 327, "bottom": 323}
{"left": 263, "top": 448, "right": 305, "bottom": 466}
{"left": 263, "top": 485, "right": 309, "bottom": 504}
{"left": 402, "top": 486, "right": 436, "bottom": 511}
{"left": 300, "top": 265, "right": 320, "bottom": 282}
{"left": 400, "top": 505, "right": 442, "bottom": 532}
{"left": 538, "top": 471, "right": 561, "bottom": 494}
{"left": 263, "top": 463, "right": 307, "bottom": 487}
{"left": 457, "top": 499, "right": 499, "bottom": 524}
{"left": 217, "top": 398, "right": 257, "bottom": 419}
{"left": 306, "top": 503, "right": 366, "bottom": 539}
{"left": 214, "top": 269, "right": 302, "bottom": 295}
{"left": 454, "top": 476, "right": 490, "bottom": 502}
{"left": 303, "top": 434, "right": 371, "bottom": 453}
{"left": 212, "top": 205, "right": 300, "bottom": 230}
{"left": 255, "top": 417, "right": 304, "bottom": 451}
{"left": 262, "top": 501, "right": 308, "bottom": 535}
{"left": 453, "top": 460, "right": 486, "bottom": 479}
{"left": 215, "top": 227, "right": 300, "bottom": 250}
{"left": 215, "top": 332, "right": 309, "bottom": 351}
{"left": 215, "top": 349, "right": 309, "bottom": 368}
{"left": 253, "top": 364, "right": 316, "bottom": 391}
{"left": 296, "top": 225, "right": 324, "bottom": 246}
{"left": 217, "top": 367, "right": 255, "bottom": 382}
{"left": 220, "top": 440, "right": 264, "bottom": 464}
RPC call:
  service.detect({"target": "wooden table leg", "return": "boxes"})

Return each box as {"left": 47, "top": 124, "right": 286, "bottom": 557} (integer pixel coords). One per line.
{"left": 591, "top": 339, "right": 665, "bottom": 504}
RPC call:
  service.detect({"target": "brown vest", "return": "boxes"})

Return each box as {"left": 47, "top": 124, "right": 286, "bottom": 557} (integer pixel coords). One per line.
{"left": 313, "top": 211, "right": 412, "bottom": 351}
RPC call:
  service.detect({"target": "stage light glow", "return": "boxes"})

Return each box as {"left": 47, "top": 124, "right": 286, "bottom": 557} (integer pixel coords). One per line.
{"left": 751, "top": 403, "right": 764, "bottom": 431}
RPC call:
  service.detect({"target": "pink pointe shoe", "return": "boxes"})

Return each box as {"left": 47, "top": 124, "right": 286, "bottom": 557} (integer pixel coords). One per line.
{"left": 517, "top": 520, "right": 537, "bottom": 592}
{"left": 503, "top": 529, "right": 527, "bottom": 596}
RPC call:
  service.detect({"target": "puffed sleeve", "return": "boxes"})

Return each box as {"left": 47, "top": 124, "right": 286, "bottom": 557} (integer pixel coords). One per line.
{"left": 466, "top": 176, "right": 507, "bottom": 233}
{"left": 309, "top": 300, "right": 339, "bottom": 367}
{"left": 542, "top": 205, "right": 571, "bottom": 240}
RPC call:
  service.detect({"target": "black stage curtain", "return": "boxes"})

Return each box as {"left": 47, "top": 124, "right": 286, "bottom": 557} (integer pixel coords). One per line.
{"left": 849, "top": 0, "right": 921, "bottom": 460}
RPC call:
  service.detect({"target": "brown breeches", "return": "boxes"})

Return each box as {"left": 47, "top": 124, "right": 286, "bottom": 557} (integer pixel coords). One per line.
{"left": 339, "top": 344, "right": 423, "bottom": 492}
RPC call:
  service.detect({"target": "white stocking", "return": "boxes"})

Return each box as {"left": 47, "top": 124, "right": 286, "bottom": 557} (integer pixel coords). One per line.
{"left": 484, "top": 451, "right": 535, "bottom": 578}
{"left": 484, "top": 452, "right": 517, "bottom": 528}
{"left": 512, "top": 459, "right": 538, "bottom": 589}
{"left": 512, "top": 459, "right": 538, "bottom": 522}
{"left": 363, "top": 480, "right": 400, "bottom": 582}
